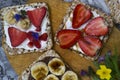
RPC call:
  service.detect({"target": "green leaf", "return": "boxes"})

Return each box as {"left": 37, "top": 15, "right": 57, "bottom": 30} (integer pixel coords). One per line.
{"left": 104, "top": 52, "right": 114, "bottom": 69}
{"left": 93, "top": 61, "right": 99, "bottom": 69}
{"left": 87, "top": 66, "right": 100, "bottom": 80}
{"left": 104, "top": 48, "right": 120, "bottom": 79}
{"left": 111, "top": 49, "right": 120, "bottom": 79}
{"left": 21, "top": 10, "right": 27, "bottom": 15}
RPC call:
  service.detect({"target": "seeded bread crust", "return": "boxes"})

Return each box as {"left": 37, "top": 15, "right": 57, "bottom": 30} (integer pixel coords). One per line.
{"left": 20, "top": 50, "right": 59, "bottom": 80}
{"left": 55, "top": 0, "right": 113, "bottom": 60}
{"left": 105, "top": 0, "right": 120, "bottom": 23}
{"left": 20, "top": 50, "right": 80, "bottom": 80}
{"left": 0, "top": 2, "right": 53, "bottom": 55}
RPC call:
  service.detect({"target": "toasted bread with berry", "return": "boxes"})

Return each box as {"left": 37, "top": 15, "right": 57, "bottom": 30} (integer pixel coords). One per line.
{"left": 0, "top": 2, "right": 52, "bottom": 55}
{"left": 55, "top": 0, "right": 113, "bottom": 60}
{"left": 20, "top": 50, "right": 80, "bottom": 80}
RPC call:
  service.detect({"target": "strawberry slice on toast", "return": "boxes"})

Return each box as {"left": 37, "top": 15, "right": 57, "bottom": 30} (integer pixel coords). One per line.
{"left": 27, "top": 32, "right": 48, "bottom": 48}
{"left": 8, "top": 27, "right": 28, "bottom": 47}
{"left": 39, "top": 33, "right": 48, "bottom": 41}
{"left": 78, "top": 36, "right": 102, "bottom": 56}
{"left": 27, "top": 31, "right": 41, "bottom": 48}
{"left": 72, "top": 4, "right": 92, "bottom": 28}
{"left": 27, "top": 7, "right": 46, "bottom": 31}
{"left": 85, "top": 17, "right": 108, "bottom": 36}
{"left": 57, "top": 29, "right": 82, "bottom": 49}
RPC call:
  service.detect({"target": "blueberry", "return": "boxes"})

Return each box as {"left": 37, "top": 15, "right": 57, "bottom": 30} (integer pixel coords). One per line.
{"left": 14, "top": 14, "right": 21, "bottom": 21}
{"left": 31, "top": 32, "right": 39, "bottom": 40}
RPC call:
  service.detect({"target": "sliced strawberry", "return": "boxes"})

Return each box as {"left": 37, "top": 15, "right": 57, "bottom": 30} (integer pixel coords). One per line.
{"left": 39, "top": 33, "right": 48, "bottom": 41}
{"left": 8, "top": 27, "right": 27, "bottom": 47}
{"left": 57, "top": 29, "right": 82, "bottom": 49}
{"left": 27, "top": 31, "right": 41, "bottom": 48}
{"left": 27, "top": 32, "right": 34, "bottom": 42}
{"left": 33, "top": 40, "right": 41, "bottom": 48}
{"left": 85, "top": 17, "right": 108, "bottom": 36}
{"left": 72, "top": 4, "right": 92, "bottom": 28}
{"left": 27, "top": 7, "right": 46, "bottom": 31}
{"left": 78, "top": 36, "right": 102, "bottom": 56}
{"left": 27, "top": 42, "right": 34, "bottom": 48}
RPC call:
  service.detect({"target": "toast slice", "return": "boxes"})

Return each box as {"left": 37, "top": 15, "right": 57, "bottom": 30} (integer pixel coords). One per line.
{"left": 55, "top": 0, "right": 113, "bottom": 60}
{"left": 20, "top": 50, "right": 80, "bottom": 80}
{"left": 0, "top": 2, "right": 52, "bottom": 55}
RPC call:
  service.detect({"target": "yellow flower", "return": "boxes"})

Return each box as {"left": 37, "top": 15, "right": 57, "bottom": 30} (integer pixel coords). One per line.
{"left": 96, "top": 65, "right": 112, "bottom": 80}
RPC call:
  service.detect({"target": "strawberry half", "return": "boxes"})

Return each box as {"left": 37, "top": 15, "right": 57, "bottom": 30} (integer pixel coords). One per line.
{"left": 85, "top": 17, "right": 108, "bottom": 36}
{"left": 72, "top": 4, "right": 92, "bottom": 28}
{"left": 57, "top": 29, "right": 82, "bottom": 49}
{"left": 27, "top": 31, "right": 41, "bottom": 48}
{"left": 39, "top": 33, "right": 48, "bottom": 41}
{"left": 78, "top": 36, "right": 102, "bottom": 57}
{"left": 27, "top": 7, "right": 46, "bottom": 31}
{"left": 27, "top": 32, "right": 48, "bottom": 48}
{"left": 8, "top": 27, "right": 27, "bottom": 47}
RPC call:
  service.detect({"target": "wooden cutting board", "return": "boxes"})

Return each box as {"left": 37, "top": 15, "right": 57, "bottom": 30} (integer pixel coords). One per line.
{"left": 6, "top": 0, "right": 120, "bottom": 77}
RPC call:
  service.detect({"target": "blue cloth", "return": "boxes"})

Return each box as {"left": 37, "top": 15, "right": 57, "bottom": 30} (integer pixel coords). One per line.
{"left": 0, "top": 0, "right": 27, "bottom": 80}
{"left": 64, "top": 0, "right": 110, "bottom": 14}
{"left": 0, "top": 0, "right": 27, "bottom": 9}
{"left": 80, "top": 0, "right": 110, "bottom": 14}
{"left": 0, "top": 48, "right": 18, "bottom": 80}
{"left": 63, "top": 0, "right": 73, "bottom": 2}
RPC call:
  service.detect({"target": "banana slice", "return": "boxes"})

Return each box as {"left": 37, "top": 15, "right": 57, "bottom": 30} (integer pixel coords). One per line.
{"left": 44, "top": 74, "right": 59, "bottom": 80}
{"left": 16, "top": 18, "right": 30, "bottom": 30}
{"left": 31, "top": 62, "right": 49, "bottom": 80}
{"left": 48, "top": 58, "right": 66, "bottom": 76}
{"left": 61, "top": 71, "right": 78, "bottom": 80}
{"left": 4, "top": 10, "right": 16, "bottom": 24}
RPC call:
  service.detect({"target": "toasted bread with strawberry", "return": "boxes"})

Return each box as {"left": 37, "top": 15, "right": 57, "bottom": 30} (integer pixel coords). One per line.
{"left": 0, "top": 2, "right": 52, "bottom": 55}
{"left": 55, "top": 0, "right": 113, "bottom": 60}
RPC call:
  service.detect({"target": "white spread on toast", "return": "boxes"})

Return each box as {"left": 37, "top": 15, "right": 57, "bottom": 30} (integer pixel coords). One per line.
{"left": 3, "top": 4, "right": 48, "bottom": 50}
{"left": 64, "top": 11, "right": 101, "bottom": 54}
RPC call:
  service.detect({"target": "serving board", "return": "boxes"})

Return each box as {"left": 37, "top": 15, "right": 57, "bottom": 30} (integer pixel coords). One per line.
{"left": 5, "top": 0, "right": 120, "bottom": 77}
